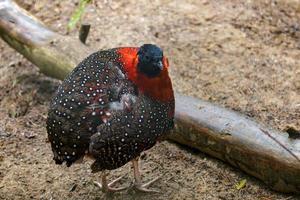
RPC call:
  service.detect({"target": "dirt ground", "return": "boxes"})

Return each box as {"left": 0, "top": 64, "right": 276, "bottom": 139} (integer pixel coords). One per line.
{"left": 0, "top": 0, "right": 300, "bottom": 199}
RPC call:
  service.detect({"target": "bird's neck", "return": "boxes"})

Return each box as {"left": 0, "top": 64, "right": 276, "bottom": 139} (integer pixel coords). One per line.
{"left": 117, "top": 48, "right": 174, "bottom": 103}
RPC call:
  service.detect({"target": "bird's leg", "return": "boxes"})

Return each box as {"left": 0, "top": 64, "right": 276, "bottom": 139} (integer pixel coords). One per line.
{"left": 93, "top": 171, "right": 128, "bottom": 193}
{"left": 131, "top": 157, "right": 161, "bottom": 193}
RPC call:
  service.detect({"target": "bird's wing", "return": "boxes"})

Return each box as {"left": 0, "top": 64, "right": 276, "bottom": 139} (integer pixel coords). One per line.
{"left": 47, "top": 49, "right": 137, "bottom": 166}
{"left": 88, "top": 95, "right": 174, "bottom": 171}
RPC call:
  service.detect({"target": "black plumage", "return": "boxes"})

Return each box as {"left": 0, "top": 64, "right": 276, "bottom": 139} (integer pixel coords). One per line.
{"left": 46, "top": 48, "right": 174, "bottom": 171}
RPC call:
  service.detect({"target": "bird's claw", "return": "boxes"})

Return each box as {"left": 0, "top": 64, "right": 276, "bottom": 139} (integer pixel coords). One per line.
{"left": 93, "top": 174, "right": 128, "bottom": 193}
{"left": 131, "top": 175, "right": 161, "bottom": 193}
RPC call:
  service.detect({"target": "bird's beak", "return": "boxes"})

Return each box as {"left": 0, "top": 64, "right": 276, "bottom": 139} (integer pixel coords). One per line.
{"left": 156, "top": 61, "right": 163, "bottom": 70}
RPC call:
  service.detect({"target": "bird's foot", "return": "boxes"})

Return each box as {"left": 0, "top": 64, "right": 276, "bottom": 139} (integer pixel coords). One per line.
{"left": 131, "top": 175, "right": 161, "bottom": 193}
{"left": 93, "top": 174, "right": 128, "bottom": 193}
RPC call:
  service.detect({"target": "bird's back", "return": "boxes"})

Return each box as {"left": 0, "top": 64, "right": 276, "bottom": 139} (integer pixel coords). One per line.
{"left": 46, "top": 49, "right": 136, "bottom": 166}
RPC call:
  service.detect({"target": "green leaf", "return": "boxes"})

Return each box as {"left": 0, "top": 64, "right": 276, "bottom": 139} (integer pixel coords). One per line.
{"left": 67, "top": 0, "right": 92, "bottom": 30}
{"left": 235, "top": 179, "right": 247, "bottom": 190}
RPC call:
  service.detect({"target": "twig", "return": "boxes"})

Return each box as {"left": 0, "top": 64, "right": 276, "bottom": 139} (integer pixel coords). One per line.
{"left": 79, "top": 23, "right": 90, "bottom": 44}
{"left": 260, "top": 128, "right": 300, "bottom": 162}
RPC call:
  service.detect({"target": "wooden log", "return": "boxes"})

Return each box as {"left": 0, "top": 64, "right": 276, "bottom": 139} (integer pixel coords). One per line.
{"left": 0, "top": 0, "right": 299, "bottom": 194}
{"left": 0, "top": 0, "right": 92, "bottom": 80}
{"left": 172, "top": 94, "right": 300, "bottom": 193}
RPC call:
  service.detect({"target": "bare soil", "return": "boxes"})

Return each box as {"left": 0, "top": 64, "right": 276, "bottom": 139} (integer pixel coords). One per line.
{"left": 0, "top": 0, "right": 299, "bottom": 199}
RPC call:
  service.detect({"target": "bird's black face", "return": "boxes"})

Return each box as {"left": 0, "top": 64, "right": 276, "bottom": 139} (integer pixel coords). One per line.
{"left": 137, "top": 44, "right": 164, "bottom": 78}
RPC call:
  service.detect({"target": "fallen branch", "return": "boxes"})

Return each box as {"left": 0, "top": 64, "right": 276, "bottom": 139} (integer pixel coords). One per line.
{"left": 0, "top": 0, "right": 92, "bottom": 80}
{"left": 0, "top": 0, "right": 299, "bottom": 194}
{"left": 172, "top": 95, "right": 300, "bottom": 193}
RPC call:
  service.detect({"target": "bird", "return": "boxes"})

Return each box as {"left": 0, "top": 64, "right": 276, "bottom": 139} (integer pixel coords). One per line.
{"left": 46, "top": 44, "right": 175, "bottom": 193}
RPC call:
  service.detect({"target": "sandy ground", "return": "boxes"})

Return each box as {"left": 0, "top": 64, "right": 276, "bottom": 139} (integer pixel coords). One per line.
{"left": 0, "top": 0, "right": 300, "bottom": 199}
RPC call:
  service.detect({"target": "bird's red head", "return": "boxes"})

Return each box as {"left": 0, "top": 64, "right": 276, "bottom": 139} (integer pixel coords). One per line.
{"left": 117, "top": 44, "right": 174, "bottom": 103}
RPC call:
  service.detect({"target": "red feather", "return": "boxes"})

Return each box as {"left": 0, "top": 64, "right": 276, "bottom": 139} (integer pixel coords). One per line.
{"left": 117, "top": 47, "right": 174, "bottom": 103}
